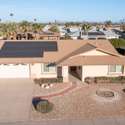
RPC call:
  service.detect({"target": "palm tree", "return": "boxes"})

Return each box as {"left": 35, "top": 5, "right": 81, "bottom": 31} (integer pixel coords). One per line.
{"left": 19, "top": 21, "right": 31, "bottom": 39}
{"left": 10, "top": 13, "right": 14, "bottom": 17}
{"left": 49, "top": 25, "right": 59, "bottom": 33}
{"left": 32, "top": 23, "right": 44, "bottom": 39}
{"left": 34, "top": 18, "right": 37, "bottom": 22}
{"left": 81, "top": 24, "right": 91, "bottom": 35}
{"left": 1, "top": 22, "right": 17, "bottom": 39}
{"left": 120, "top": 19, "right": 125, "bottom": 31}
{"left": 0, "top": 23, "right": 10, "bottom": 39}
{"left": 65, "top": 23, "right": 71, "bottom": 28}
{"left": 9, "top": 13, "right": 14, "bottom": 22}
{"left": 105, "top": 20, "right": 112, "bottom": 28}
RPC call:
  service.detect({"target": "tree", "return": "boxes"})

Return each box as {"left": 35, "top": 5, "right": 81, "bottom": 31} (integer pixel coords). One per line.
{"left": 120, "top": 24, "right": 125, "bottom": 31}
{"left": 19, "top": 21, "right": 31, "bottom": 32}
{"left": 34, "top": 18, "right": 37, "bottom": 22}
{"left": 9, "top": 13, "right": 14, "bottom": 22}
{"left": 120, "top": 19, "right": 125, "bottom": 31}
{"left": 64, "top": 34, "right": 71, "bottom": 40}
{"left": 0, "top": 22, "right": 17, "bottom": 39}
{"left": 49, "top": 25, "right": 59, "bottom": 33}
{"left": 18, "top": 21, "right": 31, "bottom": 39}
{"left": 32, "top": 23, "right": 44, "bottom": 40}
{"left": 105, "top": 20, "right": 112, "bottom": 28}
{"left": 10, "top": 13, "right": 14, "bottom": 17}
{"left": 110, "top": 39, "right": 125, "bottom": 48}
{"left": 81, "top": 24, "right": 91, "bottom": 35}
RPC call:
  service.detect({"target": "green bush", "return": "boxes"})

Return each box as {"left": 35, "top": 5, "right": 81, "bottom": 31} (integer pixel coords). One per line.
{"left": 110, "top": 39, "right": 125, "bottom": 48}
{"left": 85, "top": 76, "right": 125, "bottom": 84}
{"left": 34, "top": 77, "right": 63, "bottom": 86}
{"left": 32, "top": 98, "right": 54, "bottom": 113}
{"left": 36, "top": 100, "right": 53, "bottom": 113}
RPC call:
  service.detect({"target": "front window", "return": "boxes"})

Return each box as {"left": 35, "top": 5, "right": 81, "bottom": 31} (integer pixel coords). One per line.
{"left": 42, "top": 63, "right": 56, "bottom": 73}
{"left": 109, "top": 65, "right": 123, "bottom": 73}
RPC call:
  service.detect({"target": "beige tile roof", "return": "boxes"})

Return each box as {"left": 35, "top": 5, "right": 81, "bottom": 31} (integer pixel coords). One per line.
{"left": 0, "top": 40, "right": 123, "bottom": 65}
{"left": 58, "top": 56, "right": 125, "bottom": 66}
{"left": 43, "top": 40, "right": 120, "bottom": 63}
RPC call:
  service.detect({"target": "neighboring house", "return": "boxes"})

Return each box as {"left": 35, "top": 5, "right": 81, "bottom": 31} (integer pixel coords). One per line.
{"left": 112, "top": 29, "right": 124, "bottom": 38}
{"left": 35, "top": 31, "right": 60, "bottom": 40}
{"left": 16, "top": 31, "right": 60, "bottom": 40}
{"left": 68, "top": 31, "right": 80, "bottom": 40}
{"left": 101, "top": 29, "right": 120, "bottom": 39}
{"left": 0, "top": 40, "right": 125, "bottom": 82}
{"left": 80, "top": 31, "right": 106, "bottom": 40}
{"left": 58, "top": 26, "right": 67, "bottom": 38}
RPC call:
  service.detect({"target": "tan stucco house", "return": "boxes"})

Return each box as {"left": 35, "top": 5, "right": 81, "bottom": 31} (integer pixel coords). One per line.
{"left": 0, "top": 40, "right": 125, "bottom": 82}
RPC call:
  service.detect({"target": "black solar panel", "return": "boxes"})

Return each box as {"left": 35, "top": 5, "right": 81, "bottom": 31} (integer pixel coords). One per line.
{"left": 0, "top": 41, "right": 58, "bottom": 58}
{"left": 88, "top": 32, "right": 105, "bottom": 36}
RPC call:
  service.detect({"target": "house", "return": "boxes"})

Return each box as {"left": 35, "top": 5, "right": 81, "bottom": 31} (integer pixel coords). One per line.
{"left": 80, "top": 31, "right": 106, "bottom": 40}
{"left": 100, "top": 29, "right": 120, "bottom": 39}
{"left": 0, "top": 40, "right": 125, "bottom": 82}
{"left": 16, "top": 31, "right": 60, "bottom": 40}
{"left": 34, "top": 31, "right": 60, "bottom": 40}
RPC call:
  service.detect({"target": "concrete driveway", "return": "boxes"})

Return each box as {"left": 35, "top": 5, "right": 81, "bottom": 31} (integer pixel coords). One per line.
{"left": 0, "top": 79, "right": 34, "bottom": 123}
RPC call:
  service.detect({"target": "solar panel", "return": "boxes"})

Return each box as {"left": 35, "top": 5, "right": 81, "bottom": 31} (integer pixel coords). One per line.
{"left": 0, "top": 41, "right": 58, "bottom": 58}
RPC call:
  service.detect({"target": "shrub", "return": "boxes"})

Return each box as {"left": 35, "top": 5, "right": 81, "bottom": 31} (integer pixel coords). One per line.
{"left": 34, "top": 77, "right": 63, "bottom": 86}
{"left": 110, "top": 39, "right": 125, "bottom": 48}
{"left": 85, "top": 76, "right": 125, "bottom": 84}
{"left": 84, "top": 77, "right": 95, "bottom": 84}
{"left": 32, "top": 98, "right": 53, "bottom": 113}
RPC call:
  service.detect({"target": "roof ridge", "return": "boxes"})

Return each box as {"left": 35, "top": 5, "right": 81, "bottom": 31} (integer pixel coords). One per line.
{"left": 56, "top": 42, "right": 96, "bottom": 65}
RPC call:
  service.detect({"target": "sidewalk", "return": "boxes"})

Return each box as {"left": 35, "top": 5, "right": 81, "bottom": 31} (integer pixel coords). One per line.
{"left": 1, "top": 117, "right": 125, "bottom": 125}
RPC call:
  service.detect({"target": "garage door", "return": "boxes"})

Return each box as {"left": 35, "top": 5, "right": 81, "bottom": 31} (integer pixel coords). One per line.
{"left": 0, "top": 64, "right": 30, "bottom": 78}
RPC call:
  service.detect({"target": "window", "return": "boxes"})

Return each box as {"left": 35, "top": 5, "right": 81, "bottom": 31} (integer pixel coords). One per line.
{"left": 42, "top": 64, "right": 56, "bottom": 73}
{"left": 109, "top": 65, "right": 123, "bottom": 73}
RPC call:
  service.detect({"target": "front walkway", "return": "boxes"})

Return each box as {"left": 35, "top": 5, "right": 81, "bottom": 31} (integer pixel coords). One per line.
{"left": 35, "top": 82, "right": 77, "bottom": 99}
{"left": 69, "top": 74, "right": 83, "bottom": 84}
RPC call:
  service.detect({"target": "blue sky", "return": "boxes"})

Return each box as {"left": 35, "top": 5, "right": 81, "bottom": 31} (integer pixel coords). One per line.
{"left": 0, "top": 0, "right": 125, "bottom": 22}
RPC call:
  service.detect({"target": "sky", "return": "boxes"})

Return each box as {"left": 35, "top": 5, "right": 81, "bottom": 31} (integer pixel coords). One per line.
{"left": 0, "top": 0, "right": 125, "bottom": 22}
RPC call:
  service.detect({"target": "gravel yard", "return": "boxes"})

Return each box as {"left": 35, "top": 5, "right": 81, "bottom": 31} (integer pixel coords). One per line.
{"left": 30, "top": 83, "right": 125, "bottom": 121}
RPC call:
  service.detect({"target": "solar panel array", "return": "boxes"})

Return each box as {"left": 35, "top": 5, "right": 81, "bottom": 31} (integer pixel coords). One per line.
{"left": 0, "top": 41, "right": 58, "bottom": 58}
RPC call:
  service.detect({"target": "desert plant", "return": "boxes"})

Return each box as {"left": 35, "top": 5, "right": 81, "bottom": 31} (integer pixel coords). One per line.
{"left": 34, "top": 77, "right": 63, "bottom": 86}
{"left": 49, "top": 25, "right": 59, "bottom": 33}
{"left": 32, "top": 98, "right": 53, "bottom": 113}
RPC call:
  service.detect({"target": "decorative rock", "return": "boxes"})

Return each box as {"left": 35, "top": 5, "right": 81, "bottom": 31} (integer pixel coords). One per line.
{"left": 96, "top": 89, "right": 114, "bottom": 98}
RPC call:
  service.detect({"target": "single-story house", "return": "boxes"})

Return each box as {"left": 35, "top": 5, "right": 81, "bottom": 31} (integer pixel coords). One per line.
{"left": 0, "top": 40, "right": 125, "bottom": 82}
{"left": 16, "top": 31, "right": 60, "bottom": 40}
{"left": 80, "top": 31, "right": 106, "bottom": 40}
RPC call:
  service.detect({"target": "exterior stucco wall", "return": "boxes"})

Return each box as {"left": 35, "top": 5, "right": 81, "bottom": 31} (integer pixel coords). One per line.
{"left": 82, "top": 65, "right": 109, "bottom": 81}
{"left": 70, "top": 49, "right": 109, "bottom": 59}
{"left": 124, "top": 66, "right": 125, "bottom": 75}
{"left": 62, "top": 66, "right": 69, "bottom": 82}
{"left": 82, "top": 65, "right": 125, "bottom": 82}
{"left": 79, "top": 49, "right": 108, "bottom": 56}
{"left": 30, "top": 63, "right": 57, "bottom": 78}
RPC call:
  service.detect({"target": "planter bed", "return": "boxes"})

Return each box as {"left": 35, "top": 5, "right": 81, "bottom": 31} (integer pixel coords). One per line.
{"left": 34, "top": 77, "right": 63, "bottom": 86}
{"left": 85, "top": 76, "right": 125, "bottom": 84}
